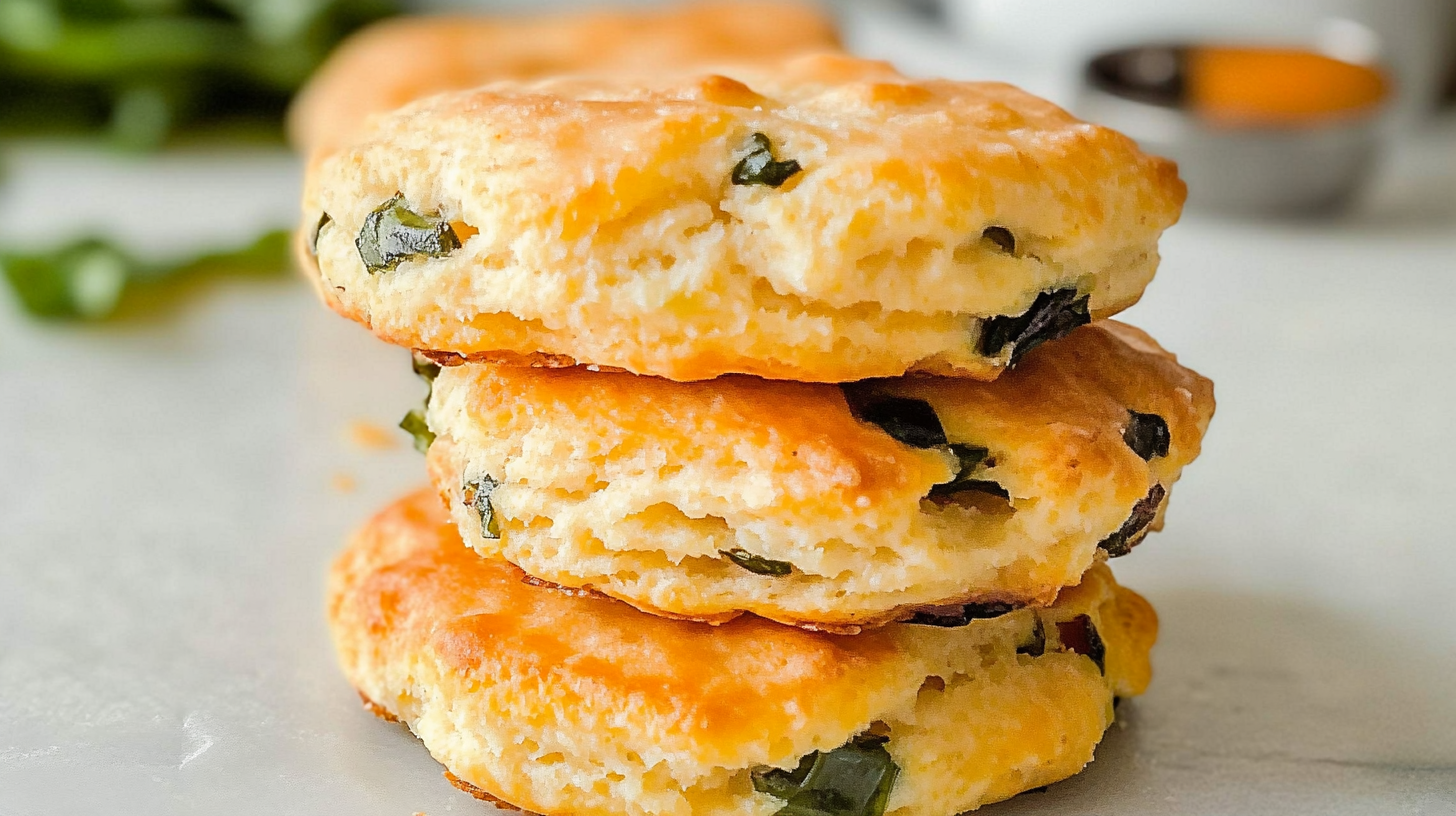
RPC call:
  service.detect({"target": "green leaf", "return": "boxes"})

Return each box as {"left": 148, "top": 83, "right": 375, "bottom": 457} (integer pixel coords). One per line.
{"left": 355, "top": 193, "right": 462, "bottom": 274}
{"left": 732, "top": 132, "right": 802, "bottom": 187}
{"left": 0, "top": 228, "right": 290, "bottom": 320}
{"left": 463, "top": 475, "right": 501, "bottom": 539}
{"left": 1123, "top": 410, "right": 1171, "bottom": 460}
{"left": 978, "top": 287, "right": 1091, "bottom": 366}
{"left": 1096, "top": 483, "right": 1166, "bottom": 558}
{"left": 753, "top": 733, "right": 900, "bottom": 816}
{"left": 724, "top": 548, "right": 793, "bottom": 576}
{"left": 398, "top": 409, "right": 434, "bottom": 455}
{"left": 842, "top": 394, "right": 947, "bottom": 449}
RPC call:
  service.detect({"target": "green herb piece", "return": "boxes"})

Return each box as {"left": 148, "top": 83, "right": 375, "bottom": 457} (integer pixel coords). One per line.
{"left": 927, "top": 443, "right": 1010, "bottom": 500}
{"left": 1018, "top": 618, "right": 1046, "bottom": 657}
{"left": 752, "top": 732, "right": 900, "bottom": 816}
{"left": 731, "top": 132, "right": 802, "bottom": 187}
{"left": 398, "top": 409, "right": 434, "bottom": 454}
{"left": 397, "top": 351, "right": 442, "bottom": 454}
{"left": 981, "top": 226, "right": 1016, "bottom": 254}
{"left": 1097, "top": 483, "right": 1166, "bottom": 558}
{"left": 355, "top": 193, "right": 462, "bottom": 273}
{"left": 1056, "top": 614, "right": 1106, "bottom": 674}
{"left": 845, "top": 395, "right": 947, "bottom": 449}
{"left": 725, "top": 548, "right": 793, "bottom": 576}
{"left": 309, "top": 212, "right": 333, "bottom": 257}
{"left": 0, "top": 228, "right": 290, "bottom": 320}
{"left": 978, "top": 287, "right": 1091, "bottom": 367}
{"left": 463, "top": 475, "right": 502, "bottom": 540}
{"left": 905, "top": 601, "right": 1020, "bottom": 627}
{"left": 411, "top": 352, "right": 441, "bottom": 388}
{"left": 1123, "top": 410, "right": 1171, "bottom": 460}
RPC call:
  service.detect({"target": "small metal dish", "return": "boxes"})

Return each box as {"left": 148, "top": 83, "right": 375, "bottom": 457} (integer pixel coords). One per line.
{"left": 1077, "top": 45, "right": 1387, "bottom": 214}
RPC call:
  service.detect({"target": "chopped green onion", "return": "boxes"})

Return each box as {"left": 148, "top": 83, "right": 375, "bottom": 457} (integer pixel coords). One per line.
{"left": 978, "top": 287, "right": 1091, "bottom": 366}
{"left": 463, "top": 475, "right": 501, "bottom": 540}
{"left": 753, "top": 732, "right": 900, "bottom": 816}
{"left": 725, "top": 548, "right": 793, "bottom": 576}
{"left": 397, "top": 351, "right": 442, "bottom": 454}
{"left": 309, "top": 212, "right": 333, "bottom": 257}
{"left": 1123, "top": 410, "right": 1171, "bottom": 460}
{"left": 398, "top": 409, "right": 434, "bottom": 454}
{"left": 355, "top": 193, "right": 462, "bottom": 274}
{"left": 731, "top": 132, "right": 802, "bottom": 187}
{"left": 1097, "top": 483, "right": 1166, "bottom": 558}
{"left": 844, "top": 395, "right": 947, "bottom": 449}
{"left": 927, "top": 443, "right": 1011, "bottom": 500}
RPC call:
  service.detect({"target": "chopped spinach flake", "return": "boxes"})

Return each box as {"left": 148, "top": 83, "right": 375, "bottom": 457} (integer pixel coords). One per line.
{"left": 845, "top": 395, "right": 947, "bottom": 449}
{"left": 1123, "top": 410, "right": 1171, "bottom": 461}
{"left": 905, "top": 601, "right": 1020, "bottom": 627}
{"left": 928, "top": 443, "right": 1011, "bottom": 500}
{"left": 411, "top": 353, "right": 441, "bottom": 388}
{"left": 1017, "top": 618, "right": 1046, "bottom": 657}
{"left": 725, "top": 548, "right": 794, "bottom": 576}
{"left": 731, "top": 132, "right": 802, "bottom": 187}
{"left": 310, "top": 212, "right": 333, "bottom": 257}
{"left": 978, "top": 287, "right": 1091, "bottom": 366}
{"left": 1056, "top": 614, "right": 1106, "bottom": 674}
{"left": 1097, "top": 483, "right": 1166, "bottom": 558}
{"left": 463, "top": 475, "right": 501, "bottom": 540}
{"left": 397, "top": 352, "right": 442, "bottom": 453}
{"left": 355, "top": 193, "right": 462, "bottom": 274}
{"left": 981, "top": 226, "right": 1016, "bottom": 254}
{"left": 752, "top": 732, "right": 899, "bottom": 816}
{"left": 398, "top": 409, "right": 434, "bottom": 454}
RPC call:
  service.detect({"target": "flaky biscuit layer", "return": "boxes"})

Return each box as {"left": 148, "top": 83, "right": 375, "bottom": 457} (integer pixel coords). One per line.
{"left": 303, "top": 54, "right": 1185, "bottom": 382}
{"left": 328, "top": 489, "right": 1157, "bottom": 816}
{"left": 425, "top": 321, "right": 1213, "bottom": 629}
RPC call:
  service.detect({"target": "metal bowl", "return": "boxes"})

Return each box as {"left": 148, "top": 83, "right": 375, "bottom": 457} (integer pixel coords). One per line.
{"left": 1076, "top": 45, "right": 1386, "bottom": 214}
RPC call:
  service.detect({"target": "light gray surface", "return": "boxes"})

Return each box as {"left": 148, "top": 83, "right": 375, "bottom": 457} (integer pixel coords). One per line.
{"left": 4, "top": 26, "right": 1456, "bottom": 816}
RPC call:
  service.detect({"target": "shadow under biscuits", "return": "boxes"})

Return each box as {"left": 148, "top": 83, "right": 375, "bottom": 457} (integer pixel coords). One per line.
{"left": 983, "top": 588, "right": 1456, "bottom": 815}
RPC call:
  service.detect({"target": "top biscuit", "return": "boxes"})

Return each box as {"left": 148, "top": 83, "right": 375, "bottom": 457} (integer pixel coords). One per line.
{"left": 288, "top": 1, "right": 840, "bottom": 157}
{"left": 303, "top": 53, "right": 1185, "bottom": 383}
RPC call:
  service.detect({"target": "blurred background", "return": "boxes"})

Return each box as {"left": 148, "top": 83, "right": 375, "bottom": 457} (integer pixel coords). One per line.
{"left": 1, "top": 0, "right": 1453, "bottom": 320}
{"left": 2, "top": 1, "right": 1455, "bottom": 813}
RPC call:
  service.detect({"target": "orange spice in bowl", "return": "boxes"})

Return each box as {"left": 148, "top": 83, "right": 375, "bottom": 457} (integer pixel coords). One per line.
{"left": 1186, "top": 47, "right": 1390, "bottom": 127}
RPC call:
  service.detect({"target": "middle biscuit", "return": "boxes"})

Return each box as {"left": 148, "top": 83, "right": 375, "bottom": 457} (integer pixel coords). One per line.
{"left": 424, "top": 321, "right": 1214, "bottom": 631}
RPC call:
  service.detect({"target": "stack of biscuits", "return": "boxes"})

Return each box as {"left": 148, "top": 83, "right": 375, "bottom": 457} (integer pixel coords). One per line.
{"left": 297, "top": 7, "right": 1214, "bottom": 815}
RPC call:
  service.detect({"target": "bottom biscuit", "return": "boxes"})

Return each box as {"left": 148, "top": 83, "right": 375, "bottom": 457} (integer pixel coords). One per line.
{"left": 328, "top": 489, "right": 1158, "bottom": 816}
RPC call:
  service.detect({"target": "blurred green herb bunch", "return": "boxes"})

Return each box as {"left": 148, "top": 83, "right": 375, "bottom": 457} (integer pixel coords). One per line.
{"left": 0, "top": 0, "right": 397, "bottom": 149}
{"left": 0, "top": 0, "right": 398, "bottom": 320}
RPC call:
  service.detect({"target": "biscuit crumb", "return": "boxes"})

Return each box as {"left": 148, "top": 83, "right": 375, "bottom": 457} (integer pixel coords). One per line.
{"left": 332, "top": 473, "right": 357, "bottom": 493}
{"left": 348, "top": 420, "right": 398, "bottom": 450}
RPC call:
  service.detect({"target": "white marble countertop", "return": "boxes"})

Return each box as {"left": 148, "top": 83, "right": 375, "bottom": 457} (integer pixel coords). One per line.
{"left": 2, "top": 9, "right": 1455, "bottom": 814}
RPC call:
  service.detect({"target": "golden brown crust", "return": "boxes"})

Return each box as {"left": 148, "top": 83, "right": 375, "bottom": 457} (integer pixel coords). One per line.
{"left": 303, "top": 53, "right": 1185, "bottom": 382}
{"left": 290, "top": 0, "right": 840, "bottom": 158}
{"left": 444, "top": 771, "right": 542, "bottom": 815}
{"left": 424, "top": 320, "right": 1213, "bottom": 628}
{"left": 329, "top": 489, "right": 1157, "bottom": 816}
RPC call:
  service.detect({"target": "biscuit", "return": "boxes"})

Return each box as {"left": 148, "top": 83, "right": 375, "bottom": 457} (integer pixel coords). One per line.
{"left": 289, "top": 1, "right": 840, "bottom": 158}
{"left": 302, "top": 53, "right": 1185, "bottom": 383}
{"left": 328, "top": 488, "right": 1158, "bottom": 816}
{"left": 422, "top": 320, "right": 1213, "bottom": 630}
